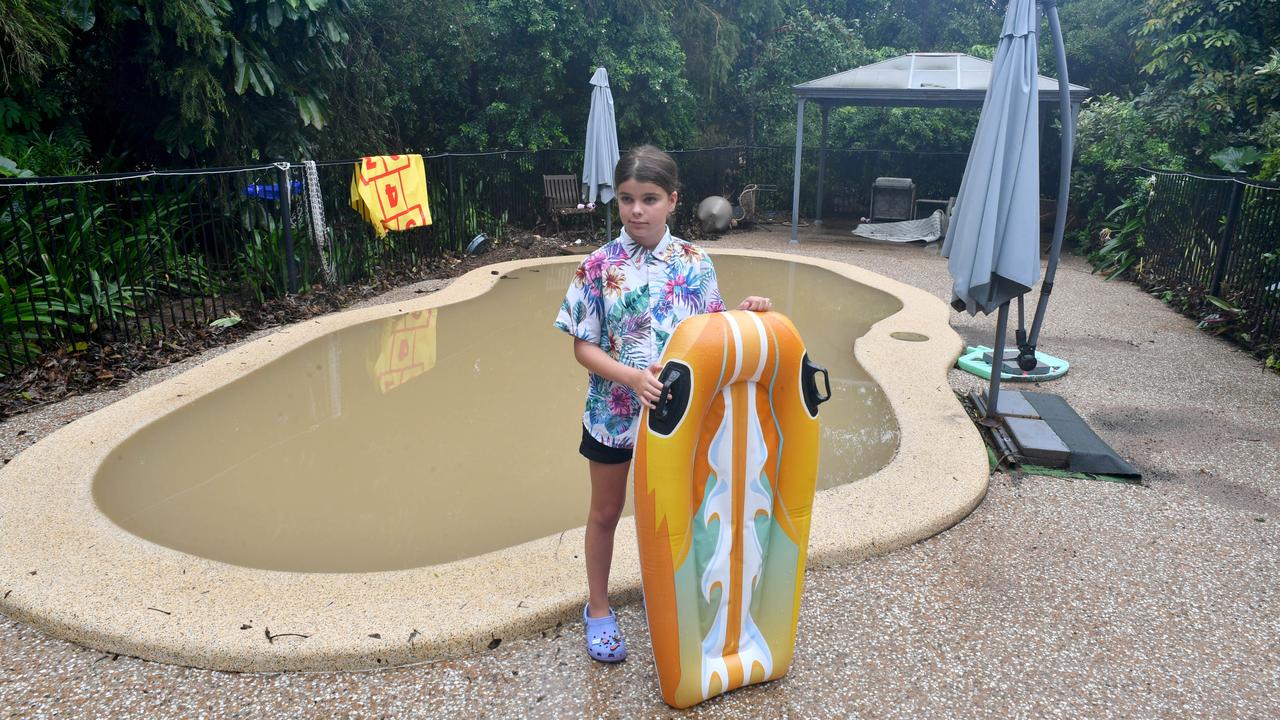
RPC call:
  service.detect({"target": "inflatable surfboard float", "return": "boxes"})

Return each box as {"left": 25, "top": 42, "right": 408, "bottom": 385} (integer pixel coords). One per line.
{"left": 634, "top": 310, "right": 830, "bottom": 708}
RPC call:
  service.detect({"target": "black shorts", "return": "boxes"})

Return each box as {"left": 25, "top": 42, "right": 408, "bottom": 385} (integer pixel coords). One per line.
{"left": 579, "top": 425, "right": 633, "bottom": 465}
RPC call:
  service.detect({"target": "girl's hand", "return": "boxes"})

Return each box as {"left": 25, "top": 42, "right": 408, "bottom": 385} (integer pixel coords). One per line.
{"left": 629, "top": 363, "right": 665, "bottom": 409}
{"left": 737, "top": 296, "right": 772, "bottom": 312}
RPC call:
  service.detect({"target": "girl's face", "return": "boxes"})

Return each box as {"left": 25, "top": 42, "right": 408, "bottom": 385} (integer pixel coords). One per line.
{"left": 616, "top": 179, "right": 677, "bottom": 248}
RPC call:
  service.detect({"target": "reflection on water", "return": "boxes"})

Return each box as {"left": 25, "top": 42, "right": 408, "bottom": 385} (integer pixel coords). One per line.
{"left": 372, "top": 309, "right": 437, "bottom": 394}
{"left": 93, "top": 255, "right": 903, "bottom": 572}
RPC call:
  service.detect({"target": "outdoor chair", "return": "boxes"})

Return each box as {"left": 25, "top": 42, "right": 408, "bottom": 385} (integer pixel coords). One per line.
{"left": 542, "top": 174, "right": 594, "bottom": 233}
{"left": 870, "top": 177, "right": 916, "bottom": 221}
{"left": 732, "top": 184, "right": 777, "bottom": 226}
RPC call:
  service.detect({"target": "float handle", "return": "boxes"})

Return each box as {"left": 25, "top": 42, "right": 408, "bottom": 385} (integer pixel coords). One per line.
{"left": 801, "top": 355, "right": 831, "bottom": 414}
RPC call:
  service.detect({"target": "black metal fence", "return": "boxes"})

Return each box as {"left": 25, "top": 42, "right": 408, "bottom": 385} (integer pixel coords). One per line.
{"left": 1141, "top": 168, "right": 1280, "bottom": 345}
{"left": 671, "top": 146, "right": 967, "bottom": 223}
{"left": 0, "top": 146, "right": 967, "bottom": 374}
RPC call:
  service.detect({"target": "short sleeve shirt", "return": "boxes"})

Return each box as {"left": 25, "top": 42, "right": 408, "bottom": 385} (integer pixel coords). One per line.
{"left": 554, "top": 228, "right": 726, "bottom": 448}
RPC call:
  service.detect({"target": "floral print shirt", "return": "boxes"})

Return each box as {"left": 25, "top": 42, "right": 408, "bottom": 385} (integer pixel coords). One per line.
{"left": 554, "top": 228, "right": 726, "bottom": 449}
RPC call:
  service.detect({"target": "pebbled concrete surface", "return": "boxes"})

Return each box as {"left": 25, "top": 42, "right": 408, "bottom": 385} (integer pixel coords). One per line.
{"left": 2, "top": 226, "right": 1278, "bottom": 718}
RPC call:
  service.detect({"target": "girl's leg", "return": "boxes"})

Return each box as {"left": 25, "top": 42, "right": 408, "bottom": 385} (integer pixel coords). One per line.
{"left": 585, "top": 458, "right": 631, "bottom": 618}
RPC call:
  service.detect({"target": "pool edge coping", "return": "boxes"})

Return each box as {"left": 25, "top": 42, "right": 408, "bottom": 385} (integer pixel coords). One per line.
{"left": 0, "top": 249, "right": 988, "bottom": 671}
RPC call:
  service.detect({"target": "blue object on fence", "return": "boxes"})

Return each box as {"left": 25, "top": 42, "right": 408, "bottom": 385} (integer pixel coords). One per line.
{"left": 243, "top": 180, "right": 303, "bottom": 201}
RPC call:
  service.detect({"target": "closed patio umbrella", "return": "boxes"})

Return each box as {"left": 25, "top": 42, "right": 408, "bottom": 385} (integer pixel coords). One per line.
{"left": 942, "top": 0, "right": 1071, "bottom": 415}
{"left": 941, "top": 0, "right": 1041, "bottom": 317}
{"left": 582, "top": 67, "right": 620, "bottom": 240}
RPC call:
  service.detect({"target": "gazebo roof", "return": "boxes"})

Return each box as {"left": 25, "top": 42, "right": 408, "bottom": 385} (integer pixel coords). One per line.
{"left": 793, "top": 52, "right": 1090, "bottom": 108}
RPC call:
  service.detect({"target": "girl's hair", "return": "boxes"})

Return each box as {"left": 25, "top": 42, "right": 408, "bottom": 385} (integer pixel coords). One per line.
{"left": 614, "top": 145, "right": 679, "bottom": 195}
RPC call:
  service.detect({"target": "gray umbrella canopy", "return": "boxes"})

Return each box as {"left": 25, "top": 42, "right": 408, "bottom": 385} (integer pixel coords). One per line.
{"left": 941, "top": 0, "right": 1041, "bottom": 316}
{"left": 582, "top": 67, "right": 620, "bottom": 208}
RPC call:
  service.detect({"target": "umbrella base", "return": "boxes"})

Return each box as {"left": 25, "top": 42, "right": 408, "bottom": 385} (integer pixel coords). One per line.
{"left": 957, "top": 345, "right": 1068, "bottom": 382}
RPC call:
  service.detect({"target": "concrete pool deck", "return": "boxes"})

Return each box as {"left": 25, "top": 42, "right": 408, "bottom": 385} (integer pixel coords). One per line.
{"left": 0, "top": 249, "right": 986, "bottom": 673}
{"left": 2, "top": 228, "right": 1278, "bottom": 718}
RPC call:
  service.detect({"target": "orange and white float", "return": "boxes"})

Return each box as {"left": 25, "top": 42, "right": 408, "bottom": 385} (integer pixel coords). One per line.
{"left": 635, "top": 310, "right": 830, "bottom": 708}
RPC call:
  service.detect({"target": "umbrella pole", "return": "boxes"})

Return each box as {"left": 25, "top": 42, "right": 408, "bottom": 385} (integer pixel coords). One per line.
{"left": 790, "top": 98, "right": 805, "bottom": 244}
{"left": 1025, "top": 0, "right": 1074, "bottom": 356}
{"left": 816, "top": 105, "right": 829, "bottom": 226}
{"left": 988, "top": 301, "right": 1011, "bottom": 417}
{"left": 606, "top": 204, "right": 612, "bottom": 241}
{"left": 1015, "top": 294, "right": 1027, "bottom": 359}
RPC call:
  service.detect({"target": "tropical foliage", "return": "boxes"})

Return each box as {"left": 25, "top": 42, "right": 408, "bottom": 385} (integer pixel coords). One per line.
{"left": 1, "top": 0, "right": 1277, "bottom": 370}
{"left": 0, "top": 0, "right": 996, "bottom": 167}
{"left": 0, "top": 0, "right": 1271, "bottom": 175}
{"left": 0, "top": 185, "right": 218, "bottom": 358}
{"left": 1069, "top": 93, "right": 1185, "bottom": 252}
{"left": 1133, "top": 0, "right": 1280, "bottom": 179}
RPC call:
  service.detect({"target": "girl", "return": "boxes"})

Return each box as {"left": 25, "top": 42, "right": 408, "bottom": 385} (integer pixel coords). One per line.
{"left": 553, "top": 145, "right": 771, "bottom": 663}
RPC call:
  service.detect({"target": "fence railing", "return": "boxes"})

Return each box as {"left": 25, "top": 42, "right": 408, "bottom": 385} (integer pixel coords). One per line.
{"left": 1140, "top": 168, "right": 1280, "bottom": 346}
{"left": 0, "top": 146, "right": 967, "bottom": 374}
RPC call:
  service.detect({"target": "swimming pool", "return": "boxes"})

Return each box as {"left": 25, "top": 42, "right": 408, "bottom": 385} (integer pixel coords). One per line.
{"left": 0, "top": 250, "right": 987, "bottom": 670}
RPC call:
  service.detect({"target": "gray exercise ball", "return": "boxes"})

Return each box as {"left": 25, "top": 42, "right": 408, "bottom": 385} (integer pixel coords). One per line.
{"left": 697, "top": 195, "right": 732, "bottom": 232}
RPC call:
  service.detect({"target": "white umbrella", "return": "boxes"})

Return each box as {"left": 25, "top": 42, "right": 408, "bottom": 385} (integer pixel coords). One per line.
{"left": 941, "top": 0, "right": 1041, "bottom": 317}
{"left": 582, "top": 67, "right": 620, "bottom": 239}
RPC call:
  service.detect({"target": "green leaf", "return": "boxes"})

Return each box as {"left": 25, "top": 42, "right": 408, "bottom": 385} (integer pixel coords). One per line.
{"left": 1205, "top": 295, "right": 1240, "bottom": 313}
{"left": 233, "top": 51, "right": 249, "bottom": 94}
{"left": 305, "top": 97, "right": 325, "bottom": 129}
{"left": 0, "top": 156, "right": 33, "bottom": 178}
{"left": 267, "top": 4, "right": 284, "bottom": 28}
{"left": 1209, "top": 146, "right": 1262, "bottom": 173}
{"left": 61, "top": 0, "right": 96, "bottom": 31}
{"left": 210, "top": 311, "right": 242, "bottom": 328}
{"left": 259, "top": 65, "right": 276, "bottom": 95}
{"left": 1104, "top": 256, "right": 1137, "bottom": 280}
{"left": 297, "top": 98, "right": 312, "bottom": 127}
{"left": 247, "top": 64, "right": 265, "bottom": 96}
